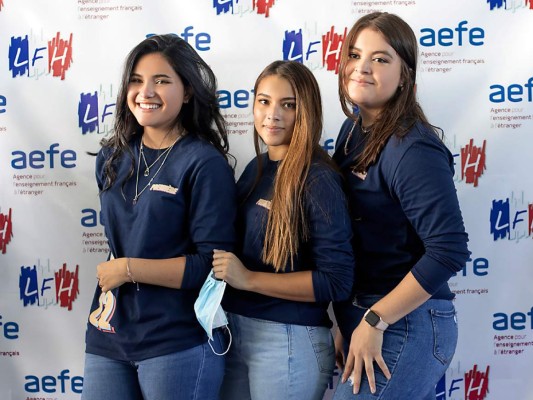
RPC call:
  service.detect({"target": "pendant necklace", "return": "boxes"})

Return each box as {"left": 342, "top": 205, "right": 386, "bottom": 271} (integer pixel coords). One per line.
{"left": 140, "top": 141, "right": 174, "bottom": 177}
{"left": 133, "top": 136, "right": 181, "bottom": 205}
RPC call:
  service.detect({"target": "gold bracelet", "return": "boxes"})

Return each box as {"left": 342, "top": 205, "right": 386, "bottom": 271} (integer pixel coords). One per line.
{"left": 126, "top": 258, "right": 139, "bottom": 291}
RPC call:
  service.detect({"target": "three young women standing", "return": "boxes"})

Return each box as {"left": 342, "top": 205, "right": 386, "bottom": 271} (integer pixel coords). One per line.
{"left": 83, "top": 12, "right": 469, "bottom": 399}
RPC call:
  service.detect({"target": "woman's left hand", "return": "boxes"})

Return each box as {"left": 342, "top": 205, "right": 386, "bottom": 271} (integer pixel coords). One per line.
{"left": 96, "top": 258, "right": 128, "bottom": 292}
{"left": 342, "top": 321, "right": 391, "bottom": 394}
{"left": 212, "top": 249, "right": 253, "bottom": 290}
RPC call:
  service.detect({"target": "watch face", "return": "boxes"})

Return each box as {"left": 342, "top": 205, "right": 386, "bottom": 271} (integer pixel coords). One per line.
{"left": 365, "top": 310, "right": 380, "bottom": 326}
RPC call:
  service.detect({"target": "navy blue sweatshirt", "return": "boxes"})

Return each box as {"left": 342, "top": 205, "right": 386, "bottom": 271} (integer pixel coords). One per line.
{"left": 222, "top": 153, "right": 355, "bottom": 328}
{"left": 85, "top": 134, "right": 236, "bottom": 361}
{"left": 333, "top": 119, "right": 470, "bottom": 300}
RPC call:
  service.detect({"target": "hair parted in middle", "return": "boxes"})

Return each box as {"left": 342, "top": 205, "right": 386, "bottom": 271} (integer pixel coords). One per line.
{"left": 252, "top": 60, "right": 333, "bottom": 272}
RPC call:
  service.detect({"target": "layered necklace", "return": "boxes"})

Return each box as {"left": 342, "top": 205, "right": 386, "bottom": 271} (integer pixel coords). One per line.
{"left": 133, "top": 135, "right": 181, "bottom": 205}
{"left": 140, "top": 141, "right": 174, "bottom": 177}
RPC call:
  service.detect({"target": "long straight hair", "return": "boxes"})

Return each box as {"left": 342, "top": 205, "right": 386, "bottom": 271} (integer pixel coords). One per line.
{"left": 100, "top": 34, "right": 230, "bottom": 191}
{"left": 252, "top": 61, "right": 332, "bottom": 272}
{"left": 338, "top": 12, "right": 441, "bottom": 173}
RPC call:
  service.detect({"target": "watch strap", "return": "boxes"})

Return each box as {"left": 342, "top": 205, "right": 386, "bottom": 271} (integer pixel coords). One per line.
{"left": 364, "top": 309, "right": 389, "bottom": 331}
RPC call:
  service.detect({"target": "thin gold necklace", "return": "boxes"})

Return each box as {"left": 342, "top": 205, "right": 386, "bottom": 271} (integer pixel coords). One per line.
{"left": 133, "top": 136, "right": 181, "bottom": 205}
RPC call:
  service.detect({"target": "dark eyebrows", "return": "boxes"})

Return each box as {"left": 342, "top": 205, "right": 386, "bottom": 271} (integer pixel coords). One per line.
{"left": 256, "top": 93, "right": 296, "bottom": 101}
{"left": 349, "top": 45, "right": 395, "bottom": 59}
{"left": 130, "top": 72, "right": 173, "bottom": 79}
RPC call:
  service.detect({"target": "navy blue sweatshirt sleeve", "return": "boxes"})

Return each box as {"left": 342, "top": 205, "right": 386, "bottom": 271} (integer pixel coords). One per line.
{"left": 390, "top": 135, "right": 470, "bottom": 294}
{"left": 306, "top": 166, "right": 355, "bottom": 302}
{"left": 181, "top": 154, "right": 237, "bottom": 289}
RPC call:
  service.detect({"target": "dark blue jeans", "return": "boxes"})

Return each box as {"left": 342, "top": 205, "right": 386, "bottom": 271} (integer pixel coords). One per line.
{"left": 334, "top": 296, "right": 458, "bottom": 400}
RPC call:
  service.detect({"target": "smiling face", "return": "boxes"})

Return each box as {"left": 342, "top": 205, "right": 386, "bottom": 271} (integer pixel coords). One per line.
{"left": 344, "top": 27, "right": 403, "bottom": 125}
{"left": 253, "top": 74, "right": 296, "bottom": 161}
{"left": 127, "top": 52, "right": 188, "bottom": 142}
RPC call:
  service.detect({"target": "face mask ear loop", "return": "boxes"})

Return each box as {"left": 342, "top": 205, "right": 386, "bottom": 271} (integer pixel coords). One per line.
{"left": 208, "top": 326, "right": 232, "bottom": 356}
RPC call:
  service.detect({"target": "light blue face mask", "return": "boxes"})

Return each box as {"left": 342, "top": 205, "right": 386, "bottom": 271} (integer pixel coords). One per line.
{"left": 194, "top": 271, "right": 232, "bottom": 355}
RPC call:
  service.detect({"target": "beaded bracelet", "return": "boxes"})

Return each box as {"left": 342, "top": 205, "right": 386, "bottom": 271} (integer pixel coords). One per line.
{"left": 126, "top": 257, "right": 140, "bottom": 291}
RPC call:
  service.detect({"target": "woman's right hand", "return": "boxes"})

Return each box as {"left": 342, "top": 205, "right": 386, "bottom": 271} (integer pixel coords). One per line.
{"left": 96, "top": 257, "right": 129, "bottom": 292}
{"left": 212, "top": 249, "right": 254, "bottom": 290}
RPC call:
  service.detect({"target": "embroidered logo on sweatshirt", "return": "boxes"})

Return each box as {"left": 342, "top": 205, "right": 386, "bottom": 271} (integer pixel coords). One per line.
{"left": 150, "top": 184, "right": 178, "bottom": 195}
{"left": 256, "top": 199, "right": 271, "bottom": 210}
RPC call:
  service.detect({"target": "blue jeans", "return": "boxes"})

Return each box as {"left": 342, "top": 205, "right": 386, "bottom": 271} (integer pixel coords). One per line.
{"left": 220, "top": 312, "right": 335, "bottom": 400}
{"left": 81, "top": 330, "right": 226, "bottom": 400}
{"left": 333, "top": 296, "right": 458, "bottom": 400}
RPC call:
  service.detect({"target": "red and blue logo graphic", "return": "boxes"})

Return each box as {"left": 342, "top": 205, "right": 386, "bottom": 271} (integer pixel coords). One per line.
{"left": 487, "top": 0, "right": 533, "bottom": 11}
{"left": 8, "top": 31, "right": 73, "bottom": 80}
{"left": 212, "top": 0, "right": 276, "bottom": 17}
{"left": 490, "top": 192, "right": 532, "bottom": 241}
{"left": 78, "top": 85, "right": 116, "bottom": 135}
{"left": 19, "top": 261, "right": 80, "bottom": 310}
{"left": 437, "top": 364, "right": 490, "bottom": 400}
{"left": 282, "top": 25, "right": 347, "bottom": 74}
{"left": 450, "top": 138, "right": 487, "bottom": 187}
{"left": 0, "top": 207, "right": 13, "bottom": 254}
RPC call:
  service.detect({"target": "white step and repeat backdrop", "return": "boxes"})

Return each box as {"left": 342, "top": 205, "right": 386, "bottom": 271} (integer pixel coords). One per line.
{"left": 1, "top": 1, "right": 532, "bottom": 399}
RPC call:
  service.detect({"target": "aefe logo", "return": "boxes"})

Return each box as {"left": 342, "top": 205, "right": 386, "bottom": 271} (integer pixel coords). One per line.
{"left": 489, "top": 77, "right": 533, "bottom": 103}
{"left": 217, "top": 88, "right": 255, "bottom": 109}
{"left": 460, "top": 256, "right": 489, "bottom": 277}
{"left": 25, "top": 369, "right": 83, "bottom": 394}
{"left": 11, "top": 143, "right": 77, "bottom": 169}
{"left": 146, "top": 26, "right": 211, "bottom": 51}
{"left": 0, "top": 314, "right": 19, "bottom": 340}
{"left": 81, "top": 208, "right": 103, "bottom": 227}
{"left": 419, "top": 21, "right": 484, "bottom": 47}
{"left": 493, "top": 307, "right": 533, "bottom": 330}
{"left": 0, "top": 94, "right": 6, "bottom": 114}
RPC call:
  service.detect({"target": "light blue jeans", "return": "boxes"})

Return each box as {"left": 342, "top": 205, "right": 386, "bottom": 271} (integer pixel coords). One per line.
{"left": 220, "top": 312, "right": 335, "bottom": 400}
{"left": 81, "top": 330, "right": 226, "bottom": 400}
{"left": 334, "top": 296, "right": 458, "bottom": 400}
